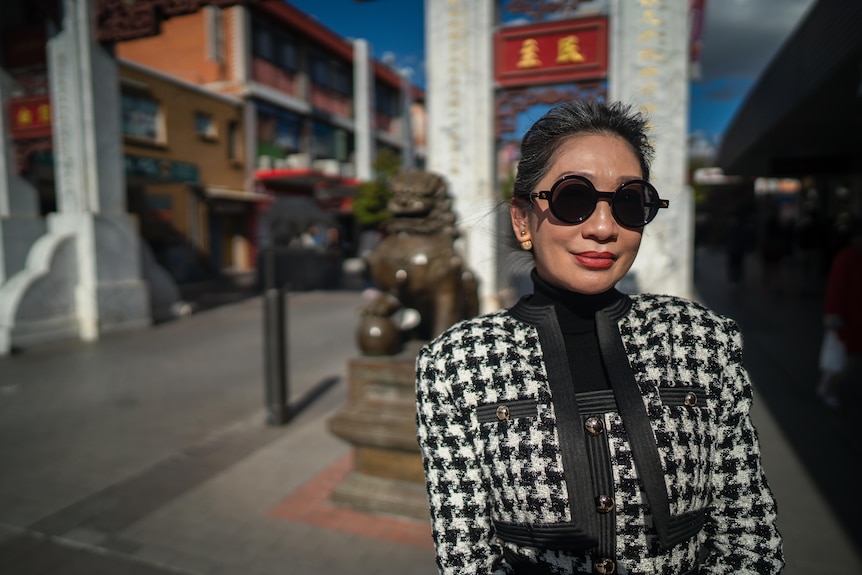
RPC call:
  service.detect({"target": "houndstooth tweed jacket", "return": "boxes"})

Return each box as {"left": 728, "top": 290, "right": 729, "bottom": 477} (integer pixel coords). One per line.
{"left": 415, "top": 292, "right": 784, "bottom": 575}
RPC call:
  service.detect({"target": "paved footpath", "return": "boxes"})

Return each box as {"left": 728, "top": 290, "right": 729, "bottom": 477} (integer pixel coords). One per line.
{"left": 0, "top": 291, "right": 436, "bottom": 575}
{"left": 0, "top": 251, "right": 860, "bottom": 574}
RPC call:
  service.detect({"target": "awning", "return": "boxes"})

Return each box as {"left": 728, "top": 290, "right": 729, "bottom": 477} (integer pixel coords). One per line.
{"left": 204, "top": 187, "right": 270, "bottom": 202}
{"left": 255, "top": 167, "right": 359, "bottom": 190}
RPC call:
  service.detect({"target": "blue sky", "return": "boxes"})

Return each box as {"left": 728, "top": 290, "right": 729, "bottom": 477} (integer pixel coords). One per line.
{"left": 287, "top": 0, "right": 816, "bottom": 150}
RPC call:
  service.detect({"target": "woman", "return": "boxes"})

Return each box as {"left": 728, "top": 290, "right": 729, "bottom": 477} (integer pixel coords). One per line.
{"left": 415, "top": 100, "right": 784, "bottom": 574}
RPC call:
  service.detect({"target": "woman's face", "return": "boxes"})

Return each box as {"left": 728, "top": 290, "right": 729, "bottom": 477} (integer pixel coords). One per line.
{"left": 510, "top": 132, "right": 645, "bottom": 295}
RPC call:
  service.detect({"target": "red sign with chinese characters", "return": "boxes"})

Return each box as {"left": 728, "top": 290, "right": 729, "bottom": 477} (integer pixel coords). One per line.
{"left": 8, "top": 96, "right": 52, "bottom": 140}
{"left": 495, "top": 16, "right": 608, "bottom": 88}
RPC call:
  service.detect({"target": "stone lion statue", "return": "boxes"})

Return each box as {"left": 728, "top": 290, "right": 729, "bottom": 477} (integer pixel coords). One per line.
{"left": 357, "top": 169, "right": 479, "bottom": 355}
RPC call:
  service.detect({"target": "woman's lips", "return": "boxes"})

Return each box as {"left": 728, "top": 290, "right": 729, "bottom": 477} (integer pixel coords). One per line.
{"left": 574, "top": 251, "right": 616, "bottom": 269}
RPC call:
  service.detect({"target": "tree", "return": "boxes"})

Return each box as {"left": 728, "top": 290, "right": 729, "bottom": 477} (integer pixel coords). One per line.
{"left": 352, "top": 148, "right": 401, "bottom": 229}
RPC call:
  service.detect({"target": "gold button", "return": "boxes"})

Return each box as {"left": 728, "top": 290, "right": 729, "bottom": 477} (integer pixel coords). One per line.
{"left": 595, "top": 494, "right": 614, "bottom": 513}
{"left": 585, "top": 416, "right": 604, "bottom": 435}
{"left": 595, "top": 557, "right": 616, "bottom": 574}
{"left": 495, "top": 405, "right": 510, "bottom": 421}
{"left": 684, "top": 391, "right": 698, "bottom": 407}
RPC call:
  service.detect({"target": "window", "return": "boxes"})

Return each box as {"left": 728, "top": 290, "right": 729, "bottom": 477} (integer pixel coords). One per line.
{"left": 227, "top": 120, "right": 241, "bottom": 162}
{"left": 312, "top": 121, "right": 352, "bottom": 161}
{"left": 121, "top": 92, "right": 161, "bottom": 142}
{"left": 256, "top": 102, "right": 303, "bottom": 157}
{"left": 375, "top": 83, "right": 401, "bottom": 117}
{"left": 205, "top": 6, "right": 225, "bottom": 63}
{"left": 254, "top": 27, "right": 273, "bottom": 60}
{"left": 333, "top": 61, "right": 351, "bottom": 94}
{"left": 278, "top": 40, "right": 297, "bottom": 71}
{"left": 252, "top": 17, "right": 297, "bottom": 72}
{"left": 195, "top": 112, "right": 217, "bottom": 139}
{"left": 310, "top": 50, "right": 352, "bottom": 95}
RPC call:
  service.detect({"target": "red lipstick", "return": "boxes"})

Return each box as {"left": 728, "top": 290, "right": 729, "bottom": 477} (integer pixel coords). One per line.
{"left": 574, "top": 251, "right": 615, "bottom": 269}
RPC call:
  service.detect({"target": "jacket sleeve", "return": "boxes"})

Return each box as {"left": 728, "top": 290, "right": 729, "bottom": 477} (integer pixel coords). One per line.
{"left": 415, "top": 340, "right": 512, "bottom": 575}
{"left": 700, "top": 318, "right": 785, "bottom": 574}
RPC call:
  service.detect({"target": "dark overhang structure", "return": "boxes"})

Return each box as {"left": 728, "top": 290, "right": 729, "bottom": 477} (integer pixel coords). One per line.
{"left": 716, "top": 0, "right": 862, "bottom": 178}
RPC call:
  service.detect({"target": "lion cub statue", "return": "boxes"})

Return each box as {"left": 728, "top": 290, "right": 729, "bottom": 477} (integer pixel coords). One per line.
{"left": 357, "top": 169, "right": 479, "bottom": 355}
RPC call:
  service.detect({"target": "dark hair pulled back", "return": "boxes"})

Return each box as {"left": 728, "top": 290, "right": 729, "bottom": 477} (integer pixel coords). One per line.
{"left": 512, "top": 99, "right": 655, "bottom": 203}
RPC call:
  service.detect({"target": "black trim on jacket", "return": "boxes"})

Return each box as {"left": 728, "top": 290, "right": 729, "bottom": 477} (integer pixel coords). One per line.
{"left": 505, "top": 293, "right": 704, "bottom": 557}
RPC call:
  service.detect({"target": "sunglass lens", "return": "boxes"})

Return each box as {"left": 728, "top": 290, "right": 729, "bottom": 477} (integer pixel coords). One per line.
{"left": 552, "top": 181, "right": 594, "bottom": 223}
{"left": 614, "top": 182, "right": 652, "bottom": 227}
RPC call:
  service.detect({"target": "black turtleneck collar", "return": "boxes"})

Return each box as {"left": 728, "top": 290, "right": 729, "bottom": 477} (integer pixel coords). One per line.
{"left": 529, "top": 269, "right": 623, "bottom": 334}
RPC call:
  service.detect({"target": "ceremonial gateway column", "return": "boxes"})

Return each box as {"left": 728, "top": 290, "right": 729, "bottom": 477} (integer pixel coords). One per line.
{"left": 425, "top": 0, "right": 499, "bottom": 312}
{"left": 46, "top": 0, "right": 150, "bottom": 340}
{"left": 0, "top": 0, "right": 150, "bottom": 353}
{"left": 609, "top": 0, "right": 694, "bottom": 298}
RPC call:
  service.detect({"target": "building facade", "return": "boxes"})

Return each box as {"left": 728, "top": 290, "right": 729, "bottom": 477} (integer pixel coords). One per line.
{"left": 0, "top": 0, "right": 422, "bottom": 352}
{"left": 119, "top": 59, "right": 255, "bottom": 283}
{"left": 114, "top": 1, "right": 423, "bottom": 258}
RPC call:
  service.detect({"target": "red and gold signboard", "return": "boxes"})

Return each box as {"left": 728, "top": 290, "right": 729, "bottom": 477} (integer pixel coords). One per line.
{"left": 495, "top": 16, "right": 608, "bottom": 88}
{"left": 8, "top": 96, "right": 52, "bottom": 140}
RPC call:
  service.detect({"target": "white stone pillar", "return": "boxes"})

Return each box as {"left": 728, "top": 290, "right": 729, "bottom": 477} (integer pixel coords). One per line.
{"left": 0, "top": 69, "right": 46, "bottom": 284}
{"left": 609, "top": 0, "right": 694, "bottom": 299}
{"left": 45, "top": 0, "right": 149, "bottom": 339}
{"left": 426, "top": 0, "right": 497, "bottom": 312}
{"left": 353, "top": 38, "right": 374, "bottom": 181}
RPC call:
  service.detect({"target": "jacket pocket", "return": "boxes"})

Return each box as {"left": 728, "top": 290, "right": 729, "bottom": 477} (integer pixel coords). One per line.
{"left": 659, "top": 386, "right": 707, "bottom": 408}
{"left": 476, "top": 398, "right": 539, "bottom": 423}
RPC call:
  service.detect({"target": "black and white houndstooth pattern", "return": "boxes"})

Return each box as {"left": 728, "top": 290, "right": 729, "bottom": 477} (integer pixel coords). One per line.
{"left": 415, "top": 293, "right": 784, "bottom": 575}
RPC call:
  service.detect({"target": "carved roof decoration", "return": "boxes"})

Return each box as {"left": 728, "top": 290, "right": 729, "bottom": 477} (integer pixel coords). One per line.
{"left": 96, "top": 0, "right": 267, "bottom": 43}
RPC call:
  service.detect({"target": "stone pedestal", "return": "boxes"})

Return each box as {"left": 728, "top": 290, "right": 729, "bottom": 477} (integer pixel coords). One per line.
{"left": 327, "top": 345, "right": 429, "bottom": 520}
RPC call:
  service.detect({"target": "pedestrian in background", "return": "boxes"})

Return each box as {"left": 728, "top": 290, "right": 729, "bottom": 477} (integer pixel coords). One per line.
{"left": 818, "top": 217, "right": 862, "bottom": 408}
{"left": 415, "top": 100, "right": 784, "bottom": 575}
{"left": 724, "top": 207, "right": 753, "bottom": 285}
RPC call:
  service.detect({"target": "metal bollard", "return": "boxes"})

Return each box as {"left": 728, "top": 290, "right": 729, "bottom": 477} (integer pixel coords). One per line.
{"left": 262, "top": 247, "right": 290, "bottom": 425}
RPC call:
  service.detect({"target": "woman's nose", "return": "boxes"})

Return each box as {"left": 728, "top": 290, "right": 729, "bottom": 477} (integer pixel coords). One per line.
{"left": 581, "top": 199, "right": 617, "bottom": 239}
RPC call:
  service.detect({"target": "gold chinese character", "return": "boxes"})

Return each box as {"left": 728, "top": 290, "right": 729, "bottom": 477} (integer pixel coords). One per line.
{"left": 638, "top": 67, "right": 659, "bottom": 77}
{"left": 641, "top": 9, "right": 661, "bottom": 26}
{"left": 517, "top": 38, "right": 542, "bottom": 68}
{"left": 638, "top": 29, "right": 659, "bottom": 43}
{"left": 16, "top": 107, "right": 33, "bottom": 126}
{"left": 639, "top": 0, "right": 659, "bottom": 6}
{"left": 638, "top": 49, "right": 662, "bottom": 62}
{"left": 37, "top": 104, "right": 50, "bottom": 124}
{"left": 556, "top": 35, "right": 585, "bottom": 64}
{"left": 636, "top": 82, "right": 659, "bottom": 98}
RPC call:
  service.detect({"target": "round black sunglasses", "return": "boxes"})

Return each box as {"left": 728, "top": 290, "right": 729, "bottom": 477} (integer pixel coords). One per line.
{"left": 529, "top": 175, "right": 669, "bottom": 228}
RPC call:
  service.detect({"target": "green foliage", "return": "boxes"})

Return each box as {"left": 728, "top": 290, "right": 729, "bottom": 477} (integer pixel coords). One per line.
{"left": 353, "top": 148, "right": 402, "bottom": 228}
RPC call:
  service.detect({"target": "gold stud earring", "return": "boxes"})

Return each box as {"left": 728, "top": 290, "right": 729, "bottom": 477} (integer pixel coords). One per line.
{"left": 520, "top": 239, "right": 533, "bottom": 251}
{"left": 520, "top": 230, "right": 527, "bottom": 237}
